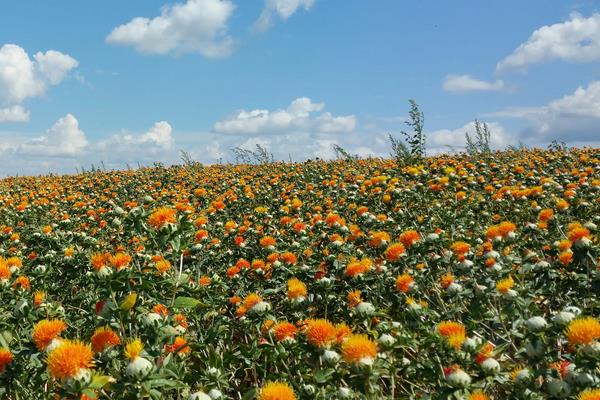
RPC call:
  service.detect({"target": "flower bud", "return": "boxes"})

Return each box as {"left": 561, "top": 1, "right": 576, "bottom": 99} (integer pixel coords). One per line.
{"left": 526, "top": 316, "right": 548, "bottom": 332}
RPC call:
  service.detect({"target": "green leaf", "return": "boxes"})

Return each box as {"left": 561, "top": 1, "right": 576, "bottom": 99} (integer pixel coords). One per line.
{"left": 314, "top": 368, "right": 335, "bottom": 383}
{"left": 89, "top": 374, "right": 115, "bottom": 389}
{"left": 242, "top": 388, "right": 257, "bottom": 400}
{"left": 0, "top": 331, "right": 12, "bottom": 348}
{"left": 173, "top": 296, "right": 201, "bottom": 309}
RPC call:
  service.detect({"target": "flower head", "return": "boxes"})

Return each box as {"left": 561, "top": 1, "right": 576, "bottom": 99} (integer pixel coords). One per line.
{"left": 0, "top": 348, "right": 13, "bottom": 372}
{"left": 91, "top": 326, "right": 121, "bottom": 353}
{"left": 47, "top": 340, "right": 93, "bottom": 380}
{"left": 258, "top": 381, "right": 296, "bottom": 400}
{"left": 565, "top": 317, "right": 600, "bottom": 346}
{"left": 305, "top": 319, "right": 336, "bottom": 348}
{"left": 496, "top": 276, "right": 514, "bottom": 294}
{"left": 395, "top": 274, "right": 414, "bottom": 293}
{"left": 577, "top": 389, "right": 600, "bottom": 400}
{"left": 148, "top": 207, "right": 177, "bottom": 229}
{"left": 341, "top": 334, "right": 377, "bottom": 365}
{"left": 272, "top": 322, "right": 298, "bottom": 342}
{"left": 32, "top": 319, "right": 67, "bottom": 351}
{"left": 287, "top": 278, "right": 307, "bottom": 300}
{"left": 124, "top": 339, "right": 144, "bottom": 360}
{"left": 437, "top": 321, "right": 466, "bottom": 350}
{"left": 384, "top": 243, "right": 406, "bottom": 262}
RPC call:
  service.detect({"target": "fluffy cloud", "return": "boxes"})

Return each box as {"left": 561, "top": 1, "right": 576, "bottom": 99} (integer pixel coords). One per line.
{"left": 0, "top": 106, "right": 30, "bottom": 122}
{"left": 497, "top": 13, "right": 600, "bottom": 71}
{"left": 254, "top": 0, "right": 315, "bottom": 31}
{"left": 18, "top": 114, "right": 88, "bottom": 157}
{"left": 106, "top": 0, "right": 235, "bottom": 58}
{"left": 427, "top": 121, "right": 515, "bottom": 154}
{"left": 97, "top": 121, "right": 174, "bottom": 152}
{"left": 0, "top": 117, "right": 181, "bottom": 176}
{"left": 213, "top": 97, "right": 356, "bottom": 135}
{"left": 491, "top": 81, "right": 600, "bottom": 143}
{"left": 0, "top": 44, "right": 78, "bottom": 122}
{"left": 442, "top": 74, "right": 506, "bottom": 92}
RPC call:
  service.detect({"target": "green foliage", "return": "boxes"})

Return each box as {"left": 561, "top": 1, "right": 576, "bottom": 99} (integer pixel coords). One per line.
{"left": 465, "top": 119, "right": 492, "bottom": 157}
{"left": 389, "top": 99, "right": 426, "bottom": 166}
{"left": 331, "top": 144, "right": 359, "bottom": 162}
{"left": 231, "top": 144, "right": 274, "bottom": 165}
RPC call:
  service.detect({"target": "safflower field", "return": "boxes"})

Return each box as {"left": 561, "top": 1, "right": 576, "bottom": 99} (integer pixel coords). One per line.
{"left": 0, "top": 147, "right": 598, "bottom": 399}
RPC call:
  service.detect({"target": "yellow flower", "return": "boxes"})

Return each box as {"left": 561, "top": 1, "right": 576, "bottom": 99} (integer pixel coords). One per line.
{"left": 577, "top": 389, "right": 600, "bottom": 400}
{"left": 496, "top": 276, "right": 514, "bottom": 294}
{"left": 124, "top": 339, "right": 144, "bottom": 360}
{"left": 287, "top": 278, "right": 307, "bottom": 300}
{"left": 565, "top": 317, "right": 600, "bottom": 346}
{"left": 468, "top": 391, "right": 489, "bottom": 400}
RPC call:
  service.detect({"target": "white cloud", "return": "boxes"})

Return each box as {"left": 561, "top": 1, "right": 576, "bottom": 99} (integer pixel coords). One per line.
{"left": 33, "top": 50, "right": 79, "bottom": 84}
{"left": 106, "top": 0, "right": 235, "bottom": 58}
{"left": 98, "top": 121, "right": 174, "bottom": 153}
{"left": 0, "top": 44, "right": 78, "bottom": 121}
{"left": 213, "top": 97, "right": 356, "bottom": 135}
{"left": 254, "top": 0, "right": 315, "bottom": 31}
{"left": 18, "top": 114, "right": 88, "bottom": 157}
{"left": 442, "top": 74, "right": 506, "bottom": 92}
{"left": 490, "top": 80, "right": 600, "bottom": 143}
{"left": 497, "top": 13, "right": 600, "bottom": 71}
{"left": 0, "top": 118, "right": 181, "bottom": 176}
{"left": 0, "top": 106, "right": 30, "bottom": 122}
{"left": 427, "top": 121, "right": 515, "bottom": 154}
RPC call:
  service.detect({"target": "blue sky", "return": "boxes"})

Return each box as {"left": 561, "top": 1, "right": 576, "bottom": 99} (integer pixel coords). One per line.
{"left": 1, "top": 0, "right": 599, "bottom": 175}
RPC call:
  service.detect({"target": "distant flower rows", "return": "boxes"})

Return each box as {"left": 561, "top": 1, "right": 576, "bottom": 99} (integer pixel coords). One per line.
{"left": 0, "top": 147, "right": 598, "bottom": 399}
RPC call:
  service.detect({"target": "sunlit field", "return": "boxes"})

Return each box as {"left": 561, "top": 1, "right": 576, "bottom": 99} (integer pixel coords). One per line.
{"left": 0, "top": 147, "right": 598, "bottom": 399}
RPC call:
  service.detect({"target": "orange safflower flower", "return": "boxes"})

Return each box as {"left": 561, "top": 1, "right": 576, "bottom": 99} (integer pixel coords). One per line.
{"left": 344, "top": 259, "right": 372, "bottom": 277}
{"left": 440, "top": 273, "right": 455, "bottom": 289}
{"left": 568, "top": 227, "right": 591, "bottom": 243}
{"left": 272, "top": 322, "right": 298, "bottom": 341}
{"left": 148, "top": 207, "right": 177, "bottom": 229}
{"left": 395, "top": 274, "right": 414, "bottom": 293}
{"left": 468, "top": 391, "right": 489, "bottom": 400}
{"left": 0, "top": 348, "right": 13, "bottom": 372}
{"left": 91, "top": 326, "right": 121, "bottom": 353}
{"left": 111, "top": 252, "right": 132, "bottom": 270}
{"left": 12, "top": 276, "right": 30, "bottom": 290}
{"left": 399, "top": 230, "right": 420, "bottom": 248}
{"left": 199, "top": 276, "right": 211, "bottom": 286}
{"left": 437, "top": 321, "right": 466, "bottom": 350}
{"left": 335, "top": 323, "right": 353, "bottom": 343}
{"left": 305, "top": 319, "right": 337, "bottom": 347}
{"left": 558, "top": 251, "right": 573, "bottom": 266}
{"left": 258, "top": 382, "right": 296, "bottom": 400}
{"left": 259, "top": 236, "right": 276, "bottom": 248}
{"left": 450, "top": 241, "right": 470, "bottom": 256}
{"left": 165, "top": 337, "right": 191, "bottom": 354}
{"left": 33, "top": 319, "right": 67, "bottom": 351}
{"left": 287, "top": 278, "right": 307, "bottom": 300}
{"left": 347, "top": 290, "right": 362, "bottom": 308}
{"left": 384, "top": 242, "right": 406, "bottom": 262}
{"left": 47, "top": 340, "right": 94, "bottom": 380}
{"left": 341, "top": 334, "right": 377, "bottom": 364}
